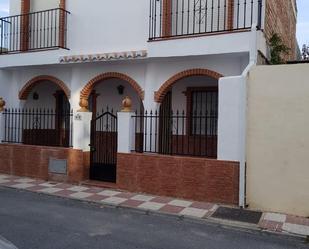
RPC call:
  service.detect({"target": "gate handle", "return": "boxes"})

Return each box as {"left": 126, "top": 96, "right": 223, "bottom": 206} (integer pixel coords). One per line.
{"left": 89, "top": 144, "right": 96, "bottom": 152}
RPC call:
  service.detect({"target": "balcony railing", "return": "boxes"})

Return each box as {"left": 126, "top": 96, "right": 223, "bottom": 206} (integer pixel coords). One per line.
{"left": 0, "top": 8, "right": 70, "bottom": 54}
{"left": 149, "top": 0, "right": 263, "bottom": 40}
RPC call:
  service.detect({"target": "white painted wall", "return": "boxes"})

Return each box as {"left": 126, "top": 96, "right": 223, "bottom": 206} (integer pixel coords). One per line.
{"left": 23, "top": 81, "right": 59, "bottom": 109}
{"left": 218, "top": 75, "right": 246, "bottom": 207}
{"left": 171, "top": 75, "right": 217, "bottom": 112}
{"left": 94, "top": 79, "right": 142, "bottom": 114}
{"left": 0, "top": 51, "right": 249, "bottom": 166}
{"left": 218, "top": 76, "right": 246, "bottom": 162}
{"left": 30, "top": 0, "right": 59, "bottom": 12}
{"left": 1, "top": 0, "right": 263, "bottom": 68}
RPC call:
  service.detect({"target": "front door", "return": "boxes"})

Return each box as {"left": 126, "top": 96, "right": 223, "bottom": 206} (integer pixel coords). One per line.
{"left": 89, "top": 111, "right": 118, "bottom": 182}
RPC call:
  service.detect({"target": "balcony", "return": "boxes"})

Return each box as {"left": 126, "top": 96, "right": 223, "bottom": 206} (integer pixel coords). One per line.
{"left": 149, "top": 0, "right": 262, "bottom": 40}
{"left": 0, "top": 8, "right": 70, "bottom": 54}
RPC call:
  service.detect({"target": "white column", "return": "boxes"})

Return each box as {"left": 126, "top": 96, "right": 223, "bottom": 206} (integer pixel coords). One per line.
{"left": 218, "top": 75, "right": 246, "bottom": 207}
{"left": 117, "top": 111, "right": 135, "bottom": 153}
{"left": 72, "top": 111, "right": 92, "bottom": 151}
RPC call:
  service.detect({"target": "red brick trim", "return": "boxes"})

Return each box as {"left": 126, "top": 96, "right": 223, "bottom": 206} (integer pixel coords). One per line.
{"left": 59, "top": 0, "right": 66, "bottom": 48}
{"left": 80, "top": 72, "right": 145, "bottom": 100}
{"left": 162, "top": 0, "right": 172, "bottom": 37}
{"left": 19, "top": 75, "right": 71, "bottom": 100}
{"left": 227, "top": 0, "right": 234, "bottom": 30}
{"left": 20, "top": 0, "right": 30, "bottom": 51}
{"left": 154, "top": 68, "right": 223, "bottom": 103}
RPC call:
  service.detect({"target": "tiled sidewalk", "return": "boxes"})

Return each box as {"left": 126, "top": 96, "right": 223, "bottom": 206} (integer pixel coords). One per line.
{"left": 0, "top": 174, "right": 308, "bottom": 237}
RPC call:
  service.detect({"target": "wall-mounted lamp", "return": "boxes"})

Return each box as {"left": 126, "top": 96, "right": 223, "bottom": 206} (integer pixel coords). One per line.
{"left": 117, "top": 85, "right": 124, "bottom": 95}
{"left": 33, "top": 92, "right": 39, "bottom": 100}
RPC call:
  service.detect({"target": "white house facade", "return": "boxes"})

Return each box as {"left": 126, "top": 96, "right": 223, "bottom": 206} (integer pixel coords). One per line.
{"left": 0, "top": 0, "right": 296, "bottom": 207}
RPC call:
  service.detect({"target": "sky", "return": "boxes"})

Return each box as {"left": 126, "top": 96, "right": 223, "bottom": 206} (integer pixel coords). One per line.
{"left": 0, "top": 0, "right": 308, "bottom": 46}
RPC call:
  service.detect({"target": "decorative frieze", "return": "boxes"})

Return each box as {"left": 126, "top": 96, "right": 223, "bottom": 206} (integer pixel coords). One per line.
{"left": 59, "top": 50, "right": 147, "bottom": 64}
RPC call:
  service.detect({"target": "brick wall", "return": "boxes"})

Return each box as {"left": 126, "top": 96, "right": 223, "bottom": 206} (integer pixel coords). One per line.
{"left": 264, "top": 0, "right": 297, "bottom": 61}
{"left": 0, "top": 144, "right": 88, "bottom": 183}
{"left": 117, "top": 153, "right": 239, "bottom": 205}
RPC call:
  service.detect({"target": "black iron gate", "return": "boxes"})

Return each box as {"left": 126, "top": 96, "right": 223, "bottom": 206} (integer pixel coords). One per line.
{"left": 90, "top": 111, "right": 117, "bottom": 182}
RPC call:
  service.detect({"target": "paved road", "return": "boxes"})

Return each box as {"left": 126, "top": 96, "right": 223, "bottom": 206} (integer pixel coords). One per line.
{"left": 0, "top": 187, "right": 308, "bottom": 249}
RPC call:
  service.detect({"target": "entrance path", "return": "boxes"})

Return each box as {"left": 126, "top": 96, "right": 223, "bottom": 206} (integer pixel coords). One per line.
{"left": 0, "top": 174, "right": 308, "bottom": 238}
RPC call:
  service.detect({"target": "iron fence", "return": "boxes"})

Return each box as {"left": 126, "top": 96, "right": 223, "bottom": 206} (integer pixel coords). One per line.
{"left": 149, "top": 0, "right": 263, "bottom": 40}
{"left": 302, "top": 44, "right": 309, "bottom": 61}
{"left": 0, "top": 8, "right": 69, "bottom": 54}
{"left": 2, "top": 108, "right": 73, "bottom": 148}
{"left": 133, "top": 110, "right": 218, "bottom": 158}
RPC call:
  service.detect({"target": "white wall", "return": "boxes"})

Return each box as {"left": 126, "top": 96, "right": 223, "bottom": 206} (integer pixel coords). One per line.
{"left": 2, "top": 53, "right": 247, "bottom": 111}
{"left": 217, "top": 75, "right": 246, "bottom": 207}
{"left": 66, "top": 0, "right": 149, "bottom": 55}
{"left": 171, "top": 75, "right": 217, "bottom": 112}
{"left": 94, "top": 78, "right": 142, "bottom": 113}
{"left": 2, "top": 0, "right": 257, "bottom": 68}
{"left": 23, "top": 81, "right": 59, "bottom": 109}
{"left": 30, "top": 0, "right": 59, "bottom": 12}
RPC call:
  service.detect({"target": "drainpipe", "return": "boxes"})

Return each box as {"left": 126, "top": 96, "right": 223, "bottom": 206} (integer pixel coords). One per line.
{"left": 238, "top": 24, "right": 258, "bottom": 208}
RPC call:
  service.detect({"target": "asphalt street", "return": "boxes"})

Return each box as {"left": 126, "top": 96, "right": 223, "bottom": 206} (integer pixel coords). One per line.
{"left": 0, "top": 187, "right": 308, "bottom": 249}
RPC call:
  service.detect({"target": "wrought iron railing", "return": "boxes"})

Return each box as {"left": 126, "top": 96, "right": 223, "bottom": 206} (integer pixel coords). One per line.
{"left": 149, "top": 0, "right": 263, "bottom": 40}
{"left": 2, "top": 108, "right": 73, "bottom": 148}
{"left": 132, "top": 110, "right": 218, "bottom": 158}
{"left": 0, "top": 8, "right": 69, "bottom": 54}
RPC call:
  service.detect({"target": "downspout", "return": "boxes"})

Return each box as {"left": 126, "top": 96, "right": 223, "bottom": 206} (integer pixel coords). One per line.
{"left": 239, "top": 24, "right": 258, "bottom": 208}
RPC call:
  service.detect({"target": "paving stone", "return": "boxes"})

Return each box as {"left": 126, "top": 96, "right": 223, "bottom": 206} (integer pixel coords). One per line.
{"left": 0, "top": 179, "right": 10, "bottom": 184}
{"left": 54, "top": 190, "right": 76, "bottom": 197}
{"left": 116, "top": 192, "right": 137, "bottom": 199}
{"left": 138, "top": 202, "right": 165, "bottom": 211}
{"left": 84, "top": 187, "right": 106, "bottom": 194}
{"left": 180, "top": 207, "right": 208, "bottom": 218}
{"left": 120, "top": 199, "right": 144, "bottom": 208}
{"left": 264, "top": 213, "right": 287, "bottom": 223}
{"left": 70, "top": 192, "right": 93, "bottom": 199}
{"left": 159, "top": 205, "right": 185, "bottom": 214}
{"left": 190, "top": 202, "right": 215, "bottom": 210}
{"left": 11, "top": 183, "right": 35, "bottom": 189}
{"left": 67, "top": 186, "right": 89, "bottom": 192}
{"left": 282, "top": 223, "right": 309, "bottom": 236}
{"left": 131, "top": 195, "right": 154, "bottom": 202}
{"left": 85, "top": 194, "right": 109, "bottom": 202}
{"left": 26, "top": 185, "right": 47, "bottom": 192}
{"left": 39, "top": 182, "right": 59, "bottom": 188}
{"left": 151, "top": 196, "right": 174, "bottom": 204}
{"left": 102, "top": 197, "right": 127, "bottom": 205}
{"left": 286, "top": 215, "right": 309, "bottom": 226}
{"left": 39, "top": 187, "right": 63, "bottom": 194}
{"left": 14, "top": 178, "right": 35, "bottom": 183}
{"left": 98, "top": 190, "right": 122, "bottom": 197}
{"left": 168, "top": 200, "right": 192, "bottom": 208}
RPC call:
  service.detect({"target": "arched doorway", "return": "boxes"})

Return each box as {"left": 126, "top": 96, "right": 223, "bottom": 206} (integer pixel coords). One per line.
{"left": 155, "top": 69, "right": 222, "bottom": 158}
{"left": 16, "top": 75, "right": 71, "bottom": 147}
{"left": 80, "top": 72, "right": 144, "bottom": 182}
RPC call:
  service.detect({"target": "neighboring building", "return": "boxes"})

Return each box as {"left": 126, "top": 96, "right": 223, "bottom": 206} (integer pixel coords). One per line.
{"left": 0, "top": 0, "right": 297, "bottom": 207}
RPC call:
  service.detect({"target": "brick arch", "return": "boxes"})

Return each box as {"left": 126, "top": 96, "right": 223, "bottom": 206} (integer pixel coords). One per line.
{"left": 19, "top": 75, "right": 71, "bottom": 100}
{"left": 80, "top": 72, "right": 145, "bottom": 100}
{"left": 154, "top": 68, "right": 223, "bottom": 103}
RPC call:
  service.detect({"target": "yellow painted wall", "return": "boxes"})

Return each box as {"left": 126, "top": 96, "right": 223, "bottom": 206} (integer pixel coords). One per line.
{"left": 247, "top": 64, "right": 309, "bottom": 217}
